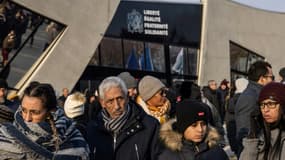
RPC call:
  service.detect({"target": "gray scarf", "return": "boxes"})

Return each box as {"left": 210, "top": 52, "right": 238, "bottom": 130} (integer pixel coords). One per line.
{"left": 102, "top": 104, "right": 130, "bottom": 134}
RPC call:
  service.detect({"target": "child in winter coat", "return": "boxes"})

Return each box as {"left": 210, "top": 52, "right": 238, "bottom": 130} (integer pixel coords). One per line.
{"left": 158, "top": 99, "right": 229, "bottom": 160}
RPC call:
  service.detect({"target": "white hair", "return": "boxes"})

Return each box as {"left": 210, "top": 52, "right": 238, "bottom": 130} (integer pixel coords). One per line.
{"left": 98, "top": 76, "right": 128, "bottom": 100}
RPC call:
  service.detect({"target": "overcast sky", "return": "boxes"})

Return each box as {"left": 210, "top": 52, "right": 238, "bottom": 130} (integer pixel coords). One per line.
{"left": 232, "top": 0, "right": 285, "bottom": 13}
{"left": 123, "top": 0, "right": 285, "bottom": 13}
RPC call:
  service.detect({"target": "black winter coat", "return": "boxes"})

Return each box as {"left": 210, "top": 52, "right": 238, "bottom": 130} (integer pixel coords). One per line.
{"left": 158, "top": 119, "right": 229, "bottom": 160}
{"left": 202, "top": 87, "right": 221, "bottom": 119}
{"left": 86, "top": 101, "right": 161, "bottom": 160}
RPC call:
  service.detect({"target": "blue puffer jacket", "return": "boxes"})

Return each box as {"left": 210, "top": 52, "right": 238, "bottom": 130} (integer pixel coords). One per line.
{"left": 86, "top": 101, "right": 161, "bottom": 160}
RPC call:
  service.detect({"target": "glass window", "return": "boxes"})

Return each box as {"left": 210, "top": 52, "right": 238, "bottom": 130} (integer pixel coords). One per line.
{"left": 89, "top": 49, "right": 99, "bottom": 65}
{"left": 169, "top": 46, "right": 198, "bottom": 75}
{"left": 230, "top": 43, "right": 248, "bottom": 73}
{"left": 2, "top": 1, "right": 65, "bottom": 87}
{"left": 230, "top": 42, "right": 264, "bottom": 80}
{"left": 100, "top": 37, "right": 123, "bottom": 68}
{"left": 123, "top": 40, "right": 144, "bottom": 70}
{"left": 247, "top": 54, "right": 264, "bottom": 71}
{"left": 144, "top": 42, "right": 165, "bottom": 72}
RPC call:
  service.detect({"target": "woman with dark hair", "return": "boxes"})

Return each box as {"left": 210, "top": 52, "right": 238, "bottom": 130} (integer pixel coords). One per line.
{"left": 240, "top": 82, "right": 285, "bottom": 160}
{"left": 158, "top": 99, "right": 229, "bottom": 160}
{"left": 0, "top": 83, "right": 89, "bottom": 159}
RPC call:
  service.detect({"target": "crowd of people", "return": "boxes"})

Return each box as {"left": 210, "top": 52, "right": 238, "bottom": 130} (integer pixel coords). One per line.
{"left": 0, "top": 0, "right": 60, "bottom": 68}
{"left": 0, "top": 60, "right": 285, "bottom": 160}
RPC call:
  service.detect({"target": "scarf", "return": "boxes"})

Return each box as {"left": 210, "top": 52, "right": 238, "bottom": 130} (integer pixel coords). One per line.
{"left": 136, "top": 96, "right": 170, "bottom": 124}
{"left": 101, "top": 104, "right": 130, "bottom": 134}
{"left": 147, "top": 99, "right": 170, "bottom": 124}
{"left": 0, "top": 107, "right": 90, "bottom": 160}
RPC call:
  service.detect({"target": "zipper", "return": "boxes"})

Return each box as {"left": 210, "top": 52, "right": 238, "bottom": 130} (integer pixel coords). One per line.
{"left": 113, "top": 133, "right": 117, "bottom": 151}
{"left": 135, "top": 144, "right": 140, "bottom": 160}
{"left": 195, "top": 145, "right": 199, "bottom": 152}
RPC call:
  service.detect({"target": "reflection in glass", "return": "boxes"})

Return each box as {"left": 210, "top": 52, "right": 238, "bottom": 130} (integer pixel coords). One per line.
{"left": 100, "top": 37, "right": 123, "bottom": 68}
{"left": 229, "top": 42, "right": 264, "bottom": 80}
{"left": 0, "top": 1, "right": 64, "bottom": 86}
{"left": 230, "top": 43, "right": 248, "bottom": 73}
{"left": 123, "top": 40, "right": 143, "bottom": 70}
{"left": 123, "top": 41, "right": 165, "bottom": 72}
{"left": 170, "top": 46, "right": 198, "bottom": 75}
{"left": 89, "top": 49, "right": 99, "bottom": 65}
{"left": 145, "top": 42, "right": 165, "bottom": 72}
{"left": 247, "top": 54, "right": 264, "bottom": 71}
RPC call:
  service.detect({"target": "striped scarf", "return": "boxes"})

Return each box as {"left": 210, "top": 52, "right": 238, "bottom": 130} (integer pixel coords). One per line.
{"left": 0, "top": 107, "right": 90, "bottom": 160}
{"left": 101, "top": 104, "right": 130, "bottom": 134}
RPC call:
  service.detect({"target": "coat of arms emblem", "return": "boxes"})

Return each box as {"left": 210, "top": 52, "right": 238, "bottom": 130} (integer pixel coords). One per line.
{"left": 127, "top": 9, "right": 143, "bottom": 33}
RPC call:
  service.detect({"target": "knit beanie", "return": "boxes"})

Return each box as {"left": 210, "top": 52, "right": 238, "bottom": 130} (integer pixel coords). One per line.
{"left": 176, "top": 100, "right": 209, "bottom": 134}
{"left": 118, "top": 72, "right": 137, "bottom": 89}
{"left": 138, "top": 75, "right": 165, "bottom": 101}
{"left": 235, "top": 78, "right": 248, "bottom": 94}
{"left": 64, "top": 92, "right": 86, "bottom": 118}
{"left": 279, "top": 67, "right": 285, "bottom": 79}
{"left": 258, "top": 82, "right": 285, "bottom": 105}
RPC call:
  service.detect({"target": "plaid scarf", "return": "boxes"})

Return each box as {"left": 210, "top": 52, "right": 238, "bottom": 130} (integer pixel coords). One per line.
{"left": 101, "top": 104, "right": 130, "bottom": 134}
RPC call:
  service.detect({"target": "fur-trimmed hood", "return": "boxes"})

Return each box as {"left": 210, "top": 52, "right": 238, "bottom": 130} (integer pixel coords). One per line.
{"left": 160, "top": 119, "right": 221, "bottom": 152}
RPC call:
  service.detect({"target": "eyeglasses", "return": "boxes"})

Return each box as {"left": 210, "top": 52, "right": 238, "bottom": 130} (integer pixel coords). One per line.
{"left": 260, "top": 101, "right": 279, "bottom": 110}
{"left": 263, "top": 75, "right": 275, "bottom": 81}
{"left": 158, "top": 89, "right": 167, "bottom": 97}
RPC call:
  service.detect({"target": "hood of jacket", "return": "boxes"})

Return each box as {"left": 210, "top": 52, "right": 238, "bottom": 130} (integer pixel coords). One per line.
{"left": 159, "top": 119, "right": 220, "bottom": 152}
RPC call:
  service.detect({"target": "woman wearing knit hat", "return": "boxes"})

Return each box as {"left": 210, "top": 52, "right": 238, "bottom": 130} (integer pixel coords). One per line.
{"left": 158, "top": 99, "right": 229, "bottom": 160}
{"left": 240, "top": 82, "right": 285, "bottom": 160}
{"left": 136, "top": 75, "right": 171, "bottom": 124}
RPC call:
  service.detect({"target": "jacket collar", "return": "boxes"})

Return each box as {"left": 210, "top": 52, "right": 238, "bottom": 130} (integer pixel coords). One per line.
{"left": 160, "top": 119, "right": 220, "bottom": 152}
{"left": 95, "top": 100, "right": 146, "bottom": 134}
{"left": 248, "top": 80, "right": 263, "bottom": 93}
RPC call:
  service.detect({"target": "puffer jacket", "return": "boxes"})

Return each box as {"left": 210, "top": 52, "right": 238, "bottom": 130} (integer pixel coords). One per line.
{"left": 0, "top": 108, "right": 89, "bottom": 160}
{"left": 158, "top": 119, "right": 229, "bottom": 160}
{"left": 86, "top": 100, "right": 161, "bottom": 160}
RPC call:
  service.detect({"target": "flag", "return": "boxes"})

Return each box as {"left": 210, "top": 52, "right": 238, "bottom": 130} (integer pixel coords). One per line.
{"left": 172, "top": 48, "right": 184, "bottom": 74}
{"left": 126, "top": 47, "right": 139, "bottom": 70}
{"left": 140, "top": 46, "right": 154, "bottom": 71}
